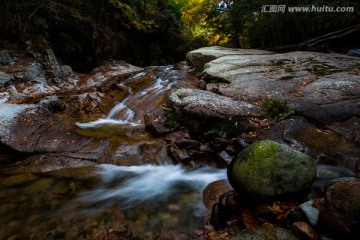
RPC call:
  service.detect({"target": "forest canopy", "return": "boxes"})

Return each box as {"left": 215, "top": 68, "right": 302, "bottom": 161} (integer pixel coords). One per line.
{"left": 0, "top": 0, "right": 359, "bottom": 71}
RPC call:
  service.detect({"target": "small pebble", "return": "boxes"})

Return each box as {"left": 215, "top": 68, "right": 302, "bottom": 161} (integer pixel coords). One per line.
{"left": 300, "top": 201, "right": 319, "bottom": 226}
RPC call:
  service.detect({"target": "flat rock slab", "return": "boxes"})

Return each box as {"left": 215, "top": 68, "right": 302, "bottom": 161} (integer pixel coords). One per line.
{"left": 0, "top": 104, "right": 92, "bottom": 153}
{"left": 168, "top": 88, "right": 264, "bottom": 119}
{"left": 186, "top": 46, "right": 273, "bottom": 69}
{"left": 202, "top": 50, "right": 360, "bottom": 140}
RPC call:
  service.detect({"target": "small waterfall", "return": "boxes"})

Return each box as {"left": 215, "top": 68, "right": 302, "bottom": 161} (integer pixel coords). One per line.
{"left": 76, "top": 66, "right": 175, "bottom": 129}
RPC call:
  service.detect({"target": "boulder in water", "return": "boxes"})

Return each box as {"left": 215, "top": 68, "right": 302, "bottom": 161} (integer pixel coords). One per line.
{"left": 227, "top": 140, "right": 316, "bottom": 202}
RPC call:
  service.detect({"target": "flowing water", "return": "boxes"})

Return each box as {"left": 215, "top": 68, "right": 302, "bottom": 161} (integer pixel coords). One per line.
{"left": 0, "top": 65, "right": 226, "bottom": 239}
{"left": 0, "top": 165, "right": 227, "bottom": 239}
{"left": 1, "top": 63, "right": 359, "bottom": 239}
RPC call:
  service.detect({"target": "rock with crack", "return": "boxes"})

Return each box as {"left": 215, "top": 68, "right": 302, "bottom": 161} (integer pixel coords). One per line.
{"left": 168, "top": 88, "right": 264, "bottom": 120}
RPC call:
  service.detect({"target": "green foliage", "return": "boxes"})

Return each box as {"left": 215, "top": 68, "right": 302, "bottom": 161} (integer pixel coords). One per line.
{"left": 261, "top": 98, "right": 290, "bottom": 120}
{"left": 164, "top": 109, "right": 188, "bottom": 129}
{"left": 0, "top": 0, "right": 187, "bottom": 70}
{"left": 210, "top": 118, "right": 246, "bottom": 137}
{"left": 1, "top": 0, "right": 358, "bottom": 71}
{"left": 228, "top": 0, "right": 360, "bottom": 48}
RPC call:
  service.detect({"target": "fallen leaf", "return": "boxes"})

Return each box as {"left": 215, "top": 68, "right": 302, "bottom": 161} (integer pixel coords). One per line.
{"left": 242, "top": 210, "right": 262, "bottom": 228}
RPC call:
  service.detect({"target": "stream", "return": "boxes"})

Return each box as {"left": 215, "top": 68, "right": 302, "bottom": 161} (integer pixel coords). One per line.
{"left": 0, "top": 65, "right": 227, "bottom": 239}
{"left": 0, "top": 63, "right": 359, "bottom": 239}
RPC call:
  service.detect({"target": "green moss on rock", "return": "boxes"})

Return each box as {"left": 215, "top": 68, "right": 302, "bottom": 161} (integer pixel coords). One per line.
{"left": 227, "top": 140, "right": 316, "bottom": 202}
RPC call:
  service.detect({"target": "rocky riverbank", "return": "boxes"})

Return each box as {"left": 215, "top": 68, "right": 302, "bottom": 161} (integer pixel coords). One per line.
{"left": 146, "top": 46, "right": 360, "bottom": 239}
{"left": 1, "top": 45, "right": 360, "bottom": 239}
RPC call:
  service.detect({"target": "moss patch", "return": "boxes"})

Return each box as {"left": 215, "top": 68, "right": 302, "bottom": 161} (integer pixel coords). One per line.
{"left": 164, "top": 109, "right": 188, "bottom": 129}
{"left": 261, "top": 98, "right": 290, "bottom": 120}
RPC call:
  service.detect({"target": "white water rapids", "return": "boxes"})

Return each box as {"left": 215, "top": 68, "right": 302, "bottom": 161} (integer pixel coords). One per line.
{"left": 78, "top": 164, "right": 227, "bottom": 210}
{"left": 72, "top": 66, "right": 228, "bottom": 217}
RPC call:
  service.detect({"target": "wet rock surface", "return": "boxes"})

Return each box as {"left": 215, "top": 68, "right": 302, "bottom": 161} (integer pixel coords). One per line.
{"left": 0, "top": 47, "right": 202, "bottom": 171}
{"left": 203, "top": 179, "right": 233, "bottom": 209}
{"left": 1, "top": 45, "right": 360, "bottom": 240}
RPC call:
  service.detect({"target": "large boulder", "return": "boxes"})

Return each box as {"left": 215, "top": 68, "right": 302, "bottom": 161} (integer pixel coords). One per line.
{"left": 319, "top": 182, "right": 360, "bottom": 237}
{"left": 201, "top": 50, "right": 360, "bottom": 142}
{"left": 227, "top": 140, "right": 316, "bottom": 202}
{"left": 186, "top": 46, "right": 273, "bottom": 69}
{"left": 168, "top": 88, "right": 264, "bottom": 120}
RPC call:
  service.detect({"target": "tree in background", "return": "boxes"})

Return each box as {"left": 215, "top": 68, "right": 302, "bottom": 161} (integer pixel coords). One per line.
{"left": 0, "top": 0, "right": 358, "bottom": 70}
{"left": 0, "top": 0, "right": 185, "bottom": 70}
{"left": 228, "top": 0, "right": 360, "bottom": 49}
{"left": 179, "top": 0, "right": 233, "bottom": 49}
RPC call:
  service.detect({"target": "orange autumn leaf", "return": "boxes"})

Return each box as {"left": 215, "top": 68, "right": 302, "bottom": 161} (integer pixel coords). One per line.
{"left": 242, "top": 210, "right": 262, "bottom": 228}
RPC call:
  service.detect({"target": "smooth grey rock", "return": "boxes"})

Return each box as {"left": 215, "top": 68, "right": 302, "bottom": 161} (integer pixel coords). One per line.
{"left": 300, "top": 200, "right": 320, "bottom": 226}
{"left": 218, "top": 150, "right": 233, "bottom": 164}
{"left": 168, "top": 88, "right": 264, "bottom": 119}
{"left": 227, "top": 140, "right": 316, "bottom": 201}
{"left": 201, "top": 50, "right": 360, "bottom": 132}
{"left": 186, "top": 46, "right": 273, "bottom": 69}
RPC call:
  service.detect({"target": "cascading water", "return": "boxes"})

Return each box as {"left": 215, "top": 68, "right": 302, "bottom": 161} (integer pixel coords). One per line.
{"left": 66, "top": 65, "right": 227, "bottom": 238}
{"left": 0, "top": 64, "right": 225, "bottom": 239}
{"left": 75, "top": 66, "right": 175, "bottom": 129}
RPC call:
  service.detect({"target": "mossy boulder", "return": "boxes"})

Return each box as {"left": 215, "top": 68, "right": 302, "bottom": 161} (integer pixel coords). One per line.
{"left": 227, "top": 140, "right": 316, "bottom": 202}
